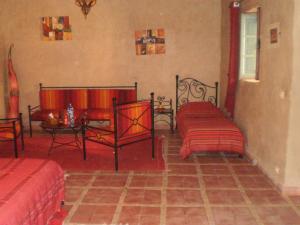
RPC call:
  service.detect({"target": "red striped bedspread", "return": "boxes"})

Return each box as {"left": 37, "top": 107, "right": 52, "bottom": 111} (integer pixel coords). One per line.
{"left": 176, "top": 102, "right": 244, "bottom": 158}
{"left": 0, "top": 158, "right": 64, "bottom": 225}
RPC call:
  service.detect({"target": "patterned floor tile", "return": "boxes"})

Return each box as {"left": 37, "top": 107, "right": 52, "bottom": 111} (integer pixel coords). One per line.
{"left": 168, "top": 164, "right": 198, "bottom": 175}
{"left": 70, "top": 205, "right": 116, "bottom": 224}
{"left": 256, "top": 206, "right": 300, "bottom": 225}
{"left": 196, "top": 156, "right": 226, "bottom": 164}
{"left": 245, "top": 190, "right": 288, "bottom": 205}
{"left": 232, "top": 165, "right": 262, "bottom": 175}
{"left": 118, "top": 206, "right": 160, "bottom": 225}
{"left": 124, "top": 189, "right": 161, "bottom": 205}
{"left": 238, "top": 176, "right": 274, "bottom": 189}
{"left": 212, "top": 207, "right": 258, "bottom": 225}
{"left": 65, "top": 187, "right": 84, "bottom": 202}
{"left": 129, "top": 175, "right": 163, "bottom": 188}
{"left": 92, "top": 174, "right": 128, "bottom": 187}
{"left": 166, "top": 189, "right": 203, "bottom": 205}
{"left": 82, "top": 188, "right": 123, "bottom": 204}
{"left": 166, "top": 207, "right": 209, "bottom": 225}
{"left": 227, "top": 156, "right": 251, "bottom": 164}
{"left": 200, "top": 165, "right": 231, "bottom": 175}
{"left": 206, "top": 190, "right": 246, "bottom": 205}
{"left": 203, "top": 175, "right": 238, "bottom": 189}
{"left": 65, "top": 174, "right": 93, "bottom": 187}
{"left": 167, "top": 176, "right": 200, "bottom": 188}
{"left": 168, "top": 154, "right": 194, "bottom": 164}
{"left": 62, "top": 131, "right": 300, "bottom": 225}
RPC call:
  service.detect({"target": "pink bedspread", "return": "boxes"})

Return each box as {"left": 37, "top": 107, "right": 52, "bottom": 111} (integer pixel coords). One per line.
{"left": 176, "top": 102, "right": 244, "bottom": 158}
{"left": 0, "top": 158, "right": 64, "bottom": 225}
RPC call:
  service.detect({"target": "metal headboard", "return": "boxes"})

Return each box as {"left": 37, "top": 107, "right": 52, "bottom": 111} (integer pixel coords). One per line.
{"left": 175, "top": 75, "right": 219, "bottom": 112}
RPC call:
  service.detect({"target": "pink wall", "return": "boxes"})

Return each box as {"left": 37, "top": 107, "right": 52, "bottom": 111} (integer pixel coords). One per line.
{"left": 221, "top": 0, "right": 297, "bottom": 191}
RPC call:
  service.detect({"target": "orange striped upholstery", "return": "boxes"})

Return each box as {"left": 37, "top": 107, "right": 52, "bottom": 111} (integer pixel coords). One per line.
{"left": 118, "top": 90, "right": 137, "bottom": 104}
{"left": 67, "top": 89, "right": 88, "bottom": 110}
{"left": 40, "top": 90, "right": 66, "bottom": 110}
{"left": 0, "top": 122, "right": 21, "bottom": 140}
{"left": 39, "top": 89, "right": 137, "bottom": 111}
{"left": 88, "top": 89, "right": 119, "bottom": 109}
{"left": 88, "top": 89, "right": 137, "bottom": 110}
{"left": 117, "top": 101, "right": 152, "bottom": 141}
{"left": 85, "top": 100, "right": 152, "bottom": 146}
{"left": 82, "top": 96, "right": 154, "bottom": 171}
{"left": 176, "top": 102, "right": 244, "bottom": 158}
{"left": 32, "top": 88, "right": 137, "bottom": 124}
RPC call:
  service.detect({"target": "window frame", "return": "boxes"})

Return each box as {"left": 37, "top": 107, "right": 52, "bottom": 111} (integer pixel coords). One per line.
{"left": 239, "top": 7, "right": 261, "bottom": 81}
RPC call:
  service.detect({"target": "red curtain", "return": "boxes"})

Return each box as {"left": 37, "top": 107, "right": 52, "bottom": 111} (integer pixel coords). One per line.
{"left": 225, "top": 1, "right": 240, "bottom": 118}
{"left": 7, "top": 44, "right": 19, "bottom": 118}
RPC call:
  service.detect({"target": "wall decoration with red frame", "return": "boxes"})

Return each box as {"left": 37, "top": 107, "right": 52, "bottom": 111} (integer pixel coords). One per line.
{"left": 42, "top": 16, "right": 72, "bottom": 41}
{"left": 269, "top": 23, "right": 280, "bottom": 48}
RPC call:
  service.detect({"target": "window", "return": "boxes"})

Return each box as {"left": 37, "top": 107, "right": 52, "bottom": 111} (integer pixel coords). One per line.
{"left": 239, "top": 9, "right": 260, "bottom": 80}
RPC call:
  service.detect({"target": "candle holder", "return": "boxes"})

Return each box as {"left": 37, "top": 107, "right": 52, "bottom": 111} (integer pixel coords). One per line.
{"left": 157, "top": 96, "right": 166, "bottom": 111}
{"left": 75, "top": 0, "right": 97, "bottom": 19}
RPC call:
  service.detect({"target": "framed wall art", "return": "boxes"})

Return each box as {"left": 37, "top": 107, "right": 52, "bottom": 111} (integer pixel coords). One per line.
{"left": 135, "top": 28, "right": 165, "bottom": 55}
{"left": 269, "top": 23, "right": 280, "bottom": 48}
{"left": 42, "top": 16, "right": 72, "bottom": 41}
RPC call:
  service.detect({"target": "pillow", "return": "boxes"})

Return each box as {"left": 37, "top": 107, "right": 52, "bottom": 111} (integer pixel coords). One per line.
{"left": 176, "top": 101, "right": 222, "bottom": 122}
{"left": 178, "top": 101, "right": 215, "bottom": 113}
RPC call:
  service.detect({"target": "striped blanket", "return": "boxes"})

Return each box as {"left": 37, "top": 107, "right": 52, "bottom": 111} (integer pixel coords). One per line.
{"left": 176, "top": 102, "right": 244, "bottom": 158}
{"left": 0, "top": 159, "right": 64, "bottom": 225}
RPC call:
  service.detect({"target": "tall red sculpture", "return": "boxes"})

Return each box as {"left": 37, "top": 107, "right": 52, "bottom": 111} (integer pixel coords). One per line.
{"left": 7, "top": 44, "right": 19, "bottom": 118}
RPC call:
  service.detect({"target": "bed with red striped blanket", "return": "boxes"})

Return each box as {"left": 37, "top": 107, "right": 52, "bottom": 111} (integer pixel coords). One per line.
{"left": 175, "top": 75, "right": 244, "bottom": 158}
{"left": 0, "top": 158, "right": 65, "bottom": 225}
{"left": 176, "top": 101, "right": 244, "bottom": 158}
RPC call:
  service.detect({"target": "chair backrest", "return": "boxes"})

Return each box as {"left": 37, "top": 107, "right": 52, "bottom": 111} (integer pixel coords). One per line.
{"left": 40, "top": 89, "right": 67, "bottom": 110}
{"left": 0, "top": 113, "right": 23, "bottom": 140}
{"left": 113, "top": 93, "right": 154, "bottom": 143}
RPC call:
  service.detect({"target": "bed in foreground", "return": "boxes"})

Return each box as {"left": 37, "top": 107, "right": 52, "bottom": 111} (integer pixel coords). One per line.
{"left": 175, "top": 75, "right": 244, "bottom": 159}
{"left": 0, "top": 158, "right": 65, "bottom": 225}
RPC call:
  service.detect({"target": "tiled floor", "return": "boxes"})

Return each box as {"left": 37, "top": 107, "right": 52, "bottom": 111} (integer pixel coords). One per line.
{"left": 63, "top": 131, "right": 300, "bottom": 225}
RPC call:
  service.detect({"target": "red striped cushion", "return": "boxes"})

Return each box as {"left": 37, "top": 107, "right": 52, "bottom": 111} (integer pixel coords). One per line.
{"left": 0, "top": 122, "right": 21, "bottom": 140}
{"left": 88, "top": 89, "right": 119, "bottom": 109}
{"left": 118, "top": 90, "right": 137, "bottom": 103}
{"left": 179, "top": 117, "right": 244, "bottom": 158}
{"left": 40, "top": 90, "right": 66, "bottom": 110}
{"left": 88, "top": 89, "right": 137, "bottom": 110}
{"left": 67, "top": 89, "right": 88, "bottom": 110}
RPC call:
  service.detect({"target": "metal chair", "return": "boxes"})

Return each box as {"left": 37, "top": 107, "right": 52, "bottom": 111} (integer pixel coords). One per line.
{"left": 0, "top": 113, "right": 24, "bottom": 157}
{"left": 82, "top": 93, "right": 155, "bottom": 171}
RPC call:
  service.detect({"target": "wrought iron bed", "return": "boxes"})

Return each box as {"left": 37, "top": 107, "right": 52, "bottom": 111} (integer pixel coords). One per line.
{"left": 176, "top": 74, "right": 218, "bottom": 112}
{"left": 175, "top": 75, "right": 244, "bottom": 159}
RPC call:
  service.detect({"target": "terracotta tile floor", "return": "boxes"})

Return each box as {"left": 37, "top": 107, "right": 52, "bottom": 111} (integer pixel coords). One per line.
{"left": 63, "top": 131, "right": 300, "bottom": 225}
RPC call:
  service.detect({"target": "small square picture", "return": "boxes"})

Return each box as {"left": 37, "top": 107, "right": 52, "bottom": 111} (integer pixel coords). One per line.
{"left": 42, "top": 16, "right": 72, "bottom": 41}
{"left": 135, "top": 28, "right": 166, "bottom": 55}
{"left": 269, "top": 23, "right": 280, "bottom": 48}
{"left": 270, "top": 27, "right": 278, "bottom": 44}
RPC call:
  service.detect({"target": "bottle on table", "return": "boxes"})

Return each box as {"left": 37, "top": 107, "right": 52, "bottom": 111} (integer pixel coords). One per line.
{"left": 64, "top": 110, "right": 68, "bottom": 125}
{"left": 67, "top": 103, "right": 75, "bottom": 127}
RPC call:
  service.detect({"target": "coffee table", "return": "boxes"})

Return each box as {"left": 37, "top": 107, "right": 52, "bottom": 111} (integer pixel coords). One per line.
{"left": 41, "top": 121, "right": 82, "bottom": 155}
